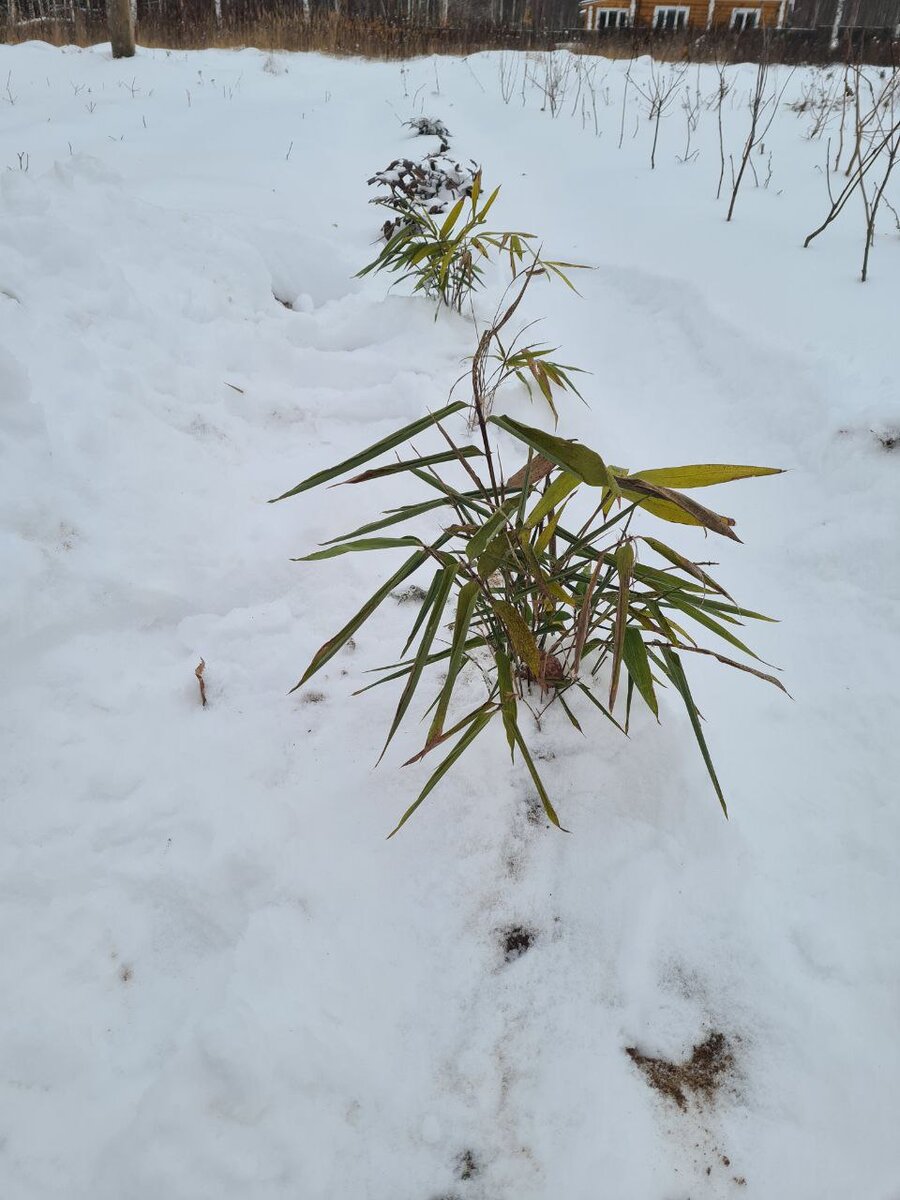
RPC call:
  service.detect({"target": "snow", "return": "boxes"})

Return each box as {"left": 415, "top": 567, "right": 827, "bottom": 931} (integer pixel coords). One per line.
{"left": 1, "top": 40, "right": 899, "bottom": 1200}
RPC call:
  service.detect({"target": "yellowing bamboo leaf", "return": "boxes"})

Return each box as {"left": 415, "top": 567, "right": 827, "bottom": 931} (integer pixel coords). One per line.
{"left": 616, "top": 475, "right": 739, "bottom": 541}
{"left": 633, "top": 464, "right": 783, "bottom": 489}
{"left": 439, "top": 196, "right": 466, "bottom": 239}
{"left": 534, "top": 505, "right": 566, "bottom": 555}
{"left": 491, "top": 600, "right": 542, "bottom": 678}
{"left": 525, "top": 471, "right": 580, "bottom": 529}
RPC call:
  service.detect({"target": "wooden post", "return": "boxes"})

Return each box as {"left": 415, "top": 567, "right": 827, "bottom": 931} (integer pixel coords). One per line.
{"left": 107, "top": 0, "right": 135, "bottom": 57}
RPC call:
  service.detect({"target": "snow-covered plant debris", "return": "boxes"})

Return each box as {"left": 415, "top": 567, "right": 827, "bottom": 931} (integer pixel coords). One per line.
{"left": 367, "top": 153, "right": 478, "bottom": 239}
{"left": 404, "top": 115, "right": 452, "bottom": 139}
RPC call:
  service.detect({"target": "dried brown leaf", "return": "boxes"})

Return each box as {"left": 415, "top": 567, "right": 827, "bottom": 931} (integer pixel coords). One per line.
{"left": 195, "top": 659, "right": 207, "bottom": 707}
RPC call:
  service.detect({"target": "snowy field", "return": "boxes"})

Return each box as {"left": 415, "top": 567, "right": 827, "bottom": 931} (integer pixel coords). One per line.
{"left": 1, "top": 39, "right": 899, "bottom": 1200}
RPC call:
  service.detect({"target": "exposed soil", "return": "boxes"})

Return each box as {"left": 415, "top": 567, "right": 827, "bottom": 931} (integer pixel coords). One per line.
{"left": 625, "top": 1031, "right": 734, "bottom": 1109}
{"left": 500, "top": 924, "right": 536, "bottom": 962}
{"left": 454, "top": 1149, "right": 480, "bottom": 1180}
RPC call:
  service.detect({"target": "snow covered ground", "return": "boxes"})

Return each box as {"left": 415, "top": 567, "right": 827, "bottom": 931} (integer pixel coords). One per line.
{"left": 1, "top": 39, "right": 899, "bottom": 1200}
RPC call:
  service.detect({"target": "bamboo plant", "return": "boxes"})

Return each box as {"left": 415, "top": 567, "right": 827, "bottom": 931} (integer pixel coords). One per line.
{"left": 272, "top": 401, "right": 783, "bottom": 836}
{"left": 273, "top": 182, "right": 784, "bottom": 836}
{"left": 358, "top": 171, "right": 581, "bottom": 313}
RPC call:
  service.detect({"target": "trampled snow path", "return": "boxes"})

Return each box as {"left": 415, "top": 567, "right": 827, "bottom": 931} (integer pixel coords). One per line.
{"left": 1, "top": 42, "right": 899, "bottom": 1199}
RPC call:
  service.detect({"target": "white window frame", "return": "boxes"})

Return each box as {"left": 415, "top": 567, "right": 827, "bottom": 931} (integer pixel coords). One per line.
{"left": 653, "top": 5, "right": 690, "bottom": 30}
{"left": 730, "top": 7, "right": 762, "bottom": 28}
{"left": 593, "top": 7, "right": 630, "bottom": 27}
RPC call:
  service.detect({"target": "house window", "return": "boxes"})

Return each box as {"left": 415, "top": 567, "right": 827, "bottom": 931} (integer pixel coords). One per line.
{"left": 653, "top": 6, "right": 689, "bottom": 30}
{"left": 730, "top": 7, "right": 761, "bottom": 28}
{"left": 595, "top": 7, "right": 630, "bottom": 27}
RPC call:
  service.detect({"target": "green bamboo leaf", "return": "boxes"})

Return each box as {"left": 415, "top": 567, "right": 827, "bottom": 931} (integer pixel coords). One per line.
{"left": 609, "top": 541, "right": 634, "bottom": 711}
{"left": 576, "top": 682, "right": 626, "bottom": 733}
{"left": 295, "top": 536, "right": 421, "bottom": 562}
{"left": 320, "top": 497, "right": 454, "bottom": 545}
{"left": 631, "top": 561, "right": 708, "bottom": 596}
{"left": 641, "top": 536, "right": 733, "bottom": 600}
{"left": 426, "top": 581, "right": 481, "bottom": 746}
{"left": 478, "top": 530, "right": 516, "bottom": 579}
{"left": 490, "top": 415, "right": 615, "bottom": 489}
{"left": 387, "top": 709, "right": 494, "bottom": 838}
{"left": 353, "top": 637, "right": 485, "bottom": 696}
{"left": 357, "top": 226, "right": 412, "bottom": 277}
{"left": 466, "top": 500, "right": 517, "bottom": 562}
{"left": 699, "top": 599, "right": 777, "bottom": 623}
{"left": 496, "top": 648, "right": 517, "bottom": 760}
{"left": 557, "top": 690, "right": 584, "bottom": 733}
{"left": 409, "top": 243, "right": 438, "bottom": 267}
{"left": 659, "top": 647, "right": 727, "bottom": 817}
{"left": 380, "top": 563, "right": 458, "bottom": 761}
{"left": 622, "top": 627, "right": 659, "bottom": 719}
{"left": 512, "top": 726, "right": 567, "bottom": 831}
{"left": 410, "top": 468, "right": 493, "bottom": 519}
{"left": 641, "top": 599, "right": 680, "bottom": 646}
{"left": 292, "top": 547, "right": 430, "bottom": 691}
{"left": 666, "top": 644, "right": 789, "bottom": 694}
{"left": 338, "top": 446, "right": 483, "bottom": 486}
{"left": 665, "top": 595, "right": 764, "bottom": 661}
{"left": 401, "top": 567, "right": 442, "bottom": 657}
{"left": 271, "top": 401, "right": 466, "bottom": 500}
{"left": 633, "top": 464, "right": 783, "bottom": 489}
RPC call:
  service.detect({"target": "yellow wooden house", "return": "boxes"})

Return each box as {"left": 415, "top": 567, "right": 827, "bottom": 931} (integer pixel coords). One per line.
{"left": 580, "top": 0, "right": 787, "bottom": 29}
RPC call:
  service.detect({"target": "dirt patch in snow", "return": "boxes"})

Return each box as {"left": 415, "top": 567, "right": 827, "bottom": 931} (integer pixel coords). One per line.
{"left": 454, "top": 1148, "right": 480, "bottom": 1180}
{"left": 500, "top": 925, "right": 536, "bottom": 963}
{"left": 625, "top": 1031, "right": 734, "bottom": 1109}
